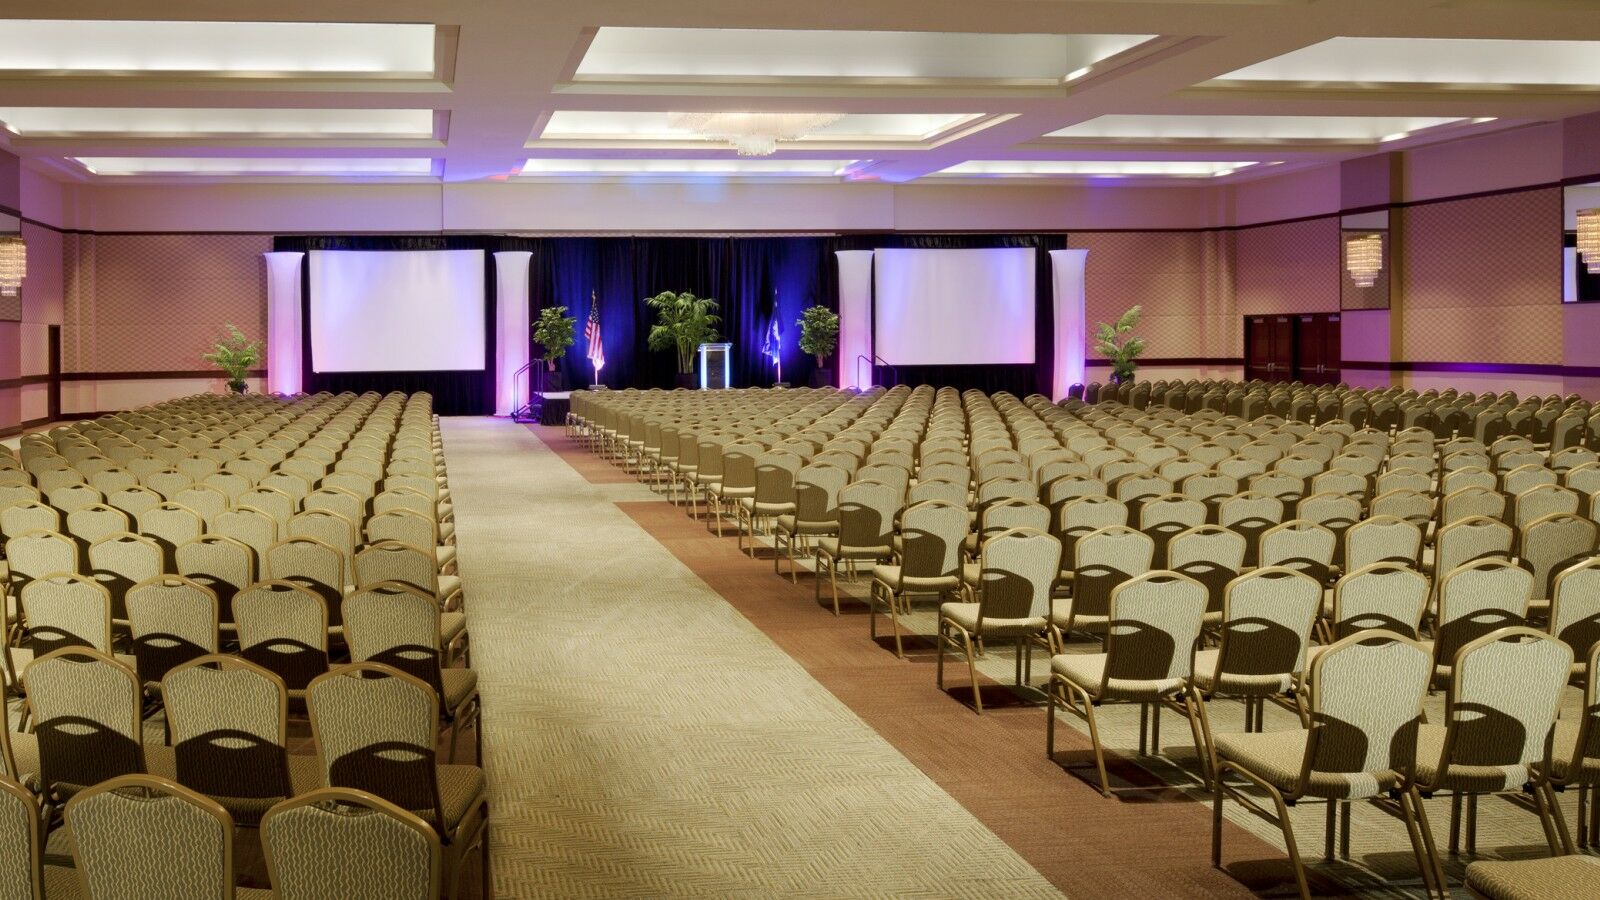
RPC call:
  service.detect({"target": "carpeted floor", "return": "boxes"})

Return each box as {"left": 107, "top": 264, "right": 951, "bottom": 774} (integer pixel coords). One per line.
{"left": 446, "top": 417, "right": 1062, "bottom": 898}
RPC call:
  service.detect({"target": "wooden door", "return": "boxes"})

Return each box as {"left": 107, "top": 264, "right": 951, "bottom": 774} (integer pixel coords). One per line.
{"left": 1244, "top": 315, "right": 1294, "bottom": 383}
{"left": 1292, "top": 313, "right": 1341, "bottom": 385}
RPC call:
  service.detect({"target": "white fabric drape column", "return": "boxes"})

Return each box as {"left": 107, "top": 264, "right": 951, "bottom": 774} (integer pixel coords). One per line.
{"left": 1049, "top": 249, "right": 1088, "bottom": 401}
{"left": 835, "top": 250, "right": 875, "bottom": 389}
{"left": 493, "top": 251, "right": 533, "bottom": 416}
{"left": 263, "top": 251, "right": 305, "bottom": 396}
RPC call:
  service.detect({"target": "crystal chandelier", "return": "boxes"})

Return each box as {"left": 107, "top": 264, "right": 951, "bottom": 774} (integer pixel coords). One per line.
{"left": 667, "top": 112, "right": 843, "bottom": 157}
{"left": 1345, "top": 233, "right": 1383, "bottom": 288}
{"left": 1578, "top": 209, "right": 1600, "bottom": 275}
{"left": 0, "top": 236, "right": 25, "bottom": 296}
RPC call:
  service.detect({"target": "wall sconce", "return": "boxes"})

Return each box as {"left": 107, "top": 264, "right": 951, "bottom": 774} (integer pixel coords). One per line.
{"left": 1345, "top": 233, "right": 1383, "bottom": 288}
{"left": 1578, "top": 208, "right": 1600, "bottom": 275}
{"left": 0, "top": 235, "right": 25, "bottom": 296}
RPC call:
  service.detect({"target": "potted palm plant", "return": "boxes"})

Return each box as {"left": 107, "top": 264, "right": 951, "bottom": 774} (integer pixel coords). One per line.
{"left": 645, "top": 290, "right": 720, "bottom": 388}
{"left": 1093, "top": 305, "right": 1146, "bottom": 384}
{"left": 534, "top": 305, "right": 577, "bottom": 391}
{"left": 202, "top": 325, "right": 263, "bottom": 394}
{"left": 797, "top": 304, "right": 839, "bottom": 387}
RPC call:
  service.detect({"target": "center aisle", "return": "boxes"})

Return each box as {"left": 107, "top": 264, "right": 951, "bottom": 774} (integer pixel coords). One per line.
{"left": 439, "top": 417, "right": 1062, "bottom": 898}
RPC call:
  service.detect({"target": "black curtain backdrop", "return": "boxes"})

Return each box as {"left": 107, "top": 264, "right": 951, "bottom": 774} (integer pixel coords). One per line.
{"left": 272, "top": 234, "right": 505, "bottom": 415}
{"left": 273, "top": 231, "right": 1068, "bottom": 406}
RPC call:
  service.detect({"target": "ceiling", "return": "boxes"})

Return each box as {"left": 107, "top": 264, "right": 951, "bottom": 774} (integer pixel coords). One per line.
{"left": 2, "top": 0, "right": 1600, "bottom": 187}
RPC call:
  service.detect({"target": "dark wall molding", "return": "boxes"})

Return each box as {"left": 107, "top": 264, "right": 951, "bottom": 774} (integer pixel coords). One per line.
{"left": 1340, "top": 360, "right": 1599, "bottom": 378}
{"left": 0, "top": 414, "right": 54, "bottom": 439}
{"left": 57, "top": 369, "right": 265, "bottom": 382}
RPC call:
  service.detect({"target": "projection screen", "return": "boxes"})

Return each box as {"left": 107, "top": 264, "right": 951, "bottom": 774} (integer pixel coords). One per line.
{"left": 872, "top": 248, "right": 1035, "bottom": 366}
{"left": 308, "top": 249, "right": 486, "bottom": 372}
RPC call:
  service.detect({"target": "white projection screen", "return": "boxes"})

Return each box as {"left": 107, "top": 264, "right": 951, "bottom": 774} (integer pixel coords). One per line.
{"left": 873, "top": 248, "right": 1035, "bottom": 365}
{"left": 308, "top": 249, "right": 486, "bottom": 372}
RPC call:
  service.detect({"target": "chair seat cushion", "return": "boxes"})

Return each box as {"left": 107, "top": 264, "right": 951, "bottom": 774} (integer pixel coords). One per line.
{"left": 1213, "top": 730, "right": 1397, "bottom": 800}
{"left": 437, "top": 544, "right": 456, "bottom": 568}
{"left": 1050, "top": 652, "right": 1183, "bottom": 702}
{"left": 774, "top": 516, "right": 835, "bottom": 537}
{"left": 1190, "top": 648, "right": 1295, "bottom": 695}
{"left": 1547, "top": 720, "right": 1600, "bottom": 784}
{"left": 441, "top": 611, "right": 468, "bottom": 647}
{"left": 439, "top": 574, "right": 462, "bottom": 601}
{"left": 1414, "top": 723, "right": 1526, "bottom": 792}
{"left": 433, "top": 763, "right": 487, "bottom": 832}
{"left": 142, "top": 749, "right": 323, "bottom": 825}
{"left": 939, "top": 602, "right": 1044, "bottom": 637}
{"left": 442, "top": 667, "right": 479, "bottom": 711}
{"left": 1464, "top": 856, "right": 1600, "bottom": 900}
{"left": 871, "top": 565, "right": 959, "bottom": 594}
{"left": 814, "top": 537, "right": 890, "bottom": 561}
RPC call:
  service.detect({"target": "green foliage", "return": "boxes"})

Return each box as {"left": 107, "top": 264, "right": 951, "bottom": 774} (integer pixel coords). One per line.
{"left": 644, "top": 291, "right": 721, "bottom": 374}
{"left": 1092, "top": 305, "right": 1146, "bottom": 384}
{"left": 796, "top": 304, "right": 840, "bottom": 361}
{"left": 534, "top": 305, "right": 577, "bottom": 367}
{"left": 201, "top": 324, "right": 262, "bottom": 391}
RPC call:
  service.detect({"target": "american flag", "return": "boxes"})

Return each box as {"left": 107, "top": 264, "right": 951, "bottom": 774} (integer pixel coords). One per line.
{"left": 584, "top": 290, "right": 605, "bottom": 370}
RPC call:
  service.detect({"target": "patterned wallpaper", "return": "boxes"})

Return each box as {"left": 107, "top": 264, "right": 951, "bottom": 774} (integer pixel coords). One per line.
{"left": 63, "top": 233, "right": 270, "bottom": 372}
{"left": 1234, "top": 216, "right": 1340, "bottom": 319}
{"left": 1069, "top": 230, "right": 1236, "bottom": 359}
{"left": 1400, "top": 187, "right": 1562, "bottom": 365}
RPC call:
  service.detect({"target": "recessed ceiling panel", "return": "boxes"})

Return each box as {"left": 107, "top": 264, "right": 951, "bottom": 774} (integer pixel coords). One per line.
{"left": 935, "top": 160, "right": 1255, "bottom": 177}
{"left": 1220, "top": 38, "right": 1600, "bottom": 85}
{"left": 1046, "top": 114, "right": 1465, "bottom": 141}
{"left": 73, "top": 157, "right": 436, "bottom": 176}
{"left": 575, "top": 28, "right": 1155, "bottom": 82}
{"left": 536, "top": 111, "right": 980, "bottom": 143}
{"left": 0, "top": 108, "right": 436, "bottom": 138}
{"left": 520, "top": 158, "right": 854, "bottom": 177}
{"left": 0, "top": 20, "right": 435, "bottom": 75}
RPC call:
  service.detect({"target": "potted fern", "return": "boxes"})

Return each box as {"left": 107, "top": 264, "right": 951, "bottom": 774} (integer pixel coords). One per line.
{"left": 534, "top": 305, "right": 577, "bottom": 390}
{"left": 202, "top": 325, "right": 263, "bottom": 394}
{"left": 797, "top": 304, "right": 840, "bottom": 387}
{"left": 1093, "top": 305, "right": 1146, "bottom": 385}
{"left": 645, "top": 291, "right": 720, "bottom": 387}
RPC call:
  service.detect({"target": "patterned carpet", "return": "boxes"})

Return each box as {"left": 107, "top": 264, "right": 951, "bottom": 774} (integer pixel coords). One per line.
{"left": 443, "top": 418, "right": 1062, "bottom": 898}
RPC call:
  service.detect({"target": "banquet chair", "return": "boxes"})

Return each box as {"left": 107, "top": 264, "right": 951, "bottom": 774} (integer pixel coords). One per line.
{"left": 1211, "top": 632, "right": 1438, "bottom": 900}
{"left": 1521, "top": 514, "right": 1599, "bottom": 615}
{"left": 938, "top": 528, "right": 1061, "bottom": 714}
{"left": 213, "top": 506, "right": 278, "bottom": 569}
{"left": 234, "top": 580, "right": 331, "bottom": 701}
{"left": 266, "top": 536, "right": 348, "bottom": 623}
{"left": 814, "top": 481, "right": 899, "bottom": 616}
{"left": 735, "top": 450, "right": 802, "bottom": 556}
{"left": 262, "top": 788, "right": 443, "bottom": 900}
{"left": 23, "top": 648, "right": 146, "bottom": 801}
{"left": 1548, "top": 557, "right": 1600, "bottom": 685}
{"left": 1047, "top": 571, "right": 1207, "bottom": 797}
{"left": 306, "top": 663, "right": 488, "bottom": 900}
{"left": 773, "top": 463, "right": 848, "bottom": 582}
{"left": 870, "top": 499, "right": 967, "bottom": 659}
{"left": 1257, "top": 520, "right": 1336, "bottom": 585}
{"left": 366, "top": 508, "right": 455, "bottom": 571}
{"left": 126, "top": 575, "right": 219, "bottom": 688}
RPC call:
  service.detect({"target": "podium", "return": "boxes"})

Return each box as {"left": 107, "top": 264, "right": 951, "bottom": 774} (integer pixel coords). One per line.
{"left": 698, "top": 342, "right": 732, "bottom": 390}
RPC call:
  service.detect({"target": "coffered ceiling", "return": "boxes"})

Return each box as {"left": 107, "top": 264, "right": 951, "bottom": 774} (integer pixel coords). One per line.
{"left": 1, "top": 0, "right": 1598, "bottom": 186}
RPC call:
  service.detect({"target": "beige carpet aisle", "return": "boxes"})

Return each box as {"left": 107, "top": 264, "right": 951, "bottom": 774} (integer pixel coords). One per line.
{"left": 440, "top": 417, "right": 1063, "bottom": 899}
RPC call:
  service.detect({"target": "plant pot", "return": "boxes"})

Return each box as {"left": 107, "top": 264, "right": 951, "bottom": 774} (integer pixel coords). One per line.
{"left": 227, "top": 379, "right": 248, "bottom": 394}
{"left": 811, "top": 368, "right": 834, "bottom": 388}
{"left": 544, "top": 370, "right": 567, "bottom": 392}
{"left": 675, "top": 372, "right": 698, "bottom": 390}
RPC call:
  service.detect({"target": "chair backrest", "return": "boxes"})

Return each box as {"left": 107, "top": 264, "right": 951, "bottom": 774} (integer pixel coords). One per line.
{"left": 126, "top": 576, "right": 219, "bottom": 685}
{"left": 1432, "top": 628, "right": 1572, "bottom": 786}
{"left": 22, "top": 648, "right": 144, "bottom": 793}
{"left": 1441, "top": 486, "right": 1507, "bottom": 527}
{"left": 307, "top": 664, "right": 445, "bottom": 830}
{"left": 19, "top": 572, "right": 113, "bottom": 657}
{"left": 1550, "top": 557, "right": 1600, "bottom": 668}
{"left": 1433, "top": 516, "right": 1514, "bottom": 577}
{"left": 1257, "top": 519, "right": 1336, "bottom": 583}
{"left": 66, "top": 775, "right": 238, "bottom": 900}
{"left": 1303, "top": 633, "right": 1432, "bottom": 793}
{"left": 1069, "top": 526, "right": 1155, "bottom": 621}
{"left": 974, "top": 498, "right": 1050, "bottom": 543}
{"left": 0, "top": 501, "right": 58, "bottom": 542}
{"left": 261, "top": 788, "right": 442, "bottom": 900}
{"left": 1101, "top": 572, "right": 1207, "bottom": 687}
{"left": 365, "top": 508, "right": 438, "bottom": 554}
{"left": 1435, "top": 557, "right": 1534, "bottom": 666}
{"left": 162, "top": 655, "right": 291, "bottom": 803}
{"left": 305, "top": 486, "right": 367, "bottom": 528}
{"left": 972, "top": 528, "right": 1061, "bottom": 623}
{"left": 835, "top": 481, "right": 899, "bottom": 550}
{"left": 1331, "top": 563, "right": 1431, "bottom": 640}
{"left": 1210, "top": 567, "right": 1322, "bottom": 681}
{"left": 1344, "top": 515, "right": 1422, "bottom": 571}
{"left": 288, "top": 509, "right": 357, "bottom": 565}
{"left": 233, "top": 580, "right": 330, "bottom": 691}
{"left": 213, "top": 506, "right": 277, "bottom": 566}
{"left": 896, "top": 500, "right": 969, "bottom": 580}
{"left": 265, "top": 536, "right": 346, "bottom": 616}
{"left": 1521, "top": 513, "right": 1599, "bottom": 600}
{"left": 87, "top": 531, "right": 163, "bottom": 616}
{"left": 0, "top": 774, "right": 42, "bottom": 900}
{"left": 343, "top": 581, "right": 446, "bottom": 697}
{"left": 4, "top": 529, "right": 78, "bottom": 593}
{"left": 1514, "top": 483, "right": 1580, "bottom": 530}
